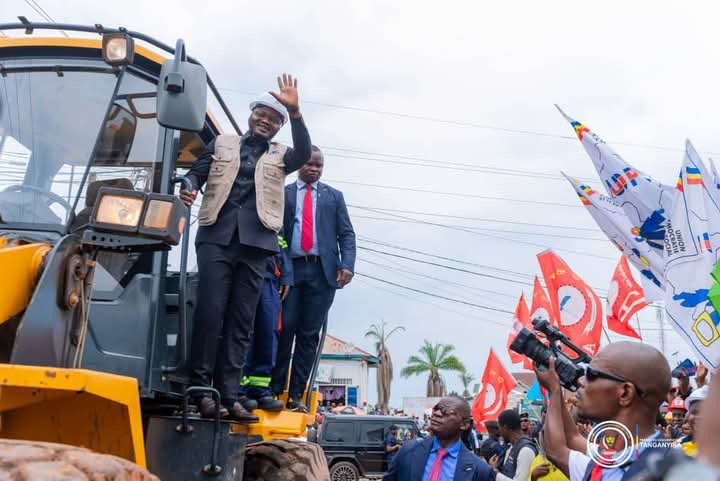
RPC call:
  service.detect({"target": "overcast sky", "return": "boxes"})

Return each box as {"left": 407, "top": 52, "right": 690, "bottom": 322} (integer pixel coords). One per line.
{"left": 3, "top": 0, "right": 716, "bottom": 406}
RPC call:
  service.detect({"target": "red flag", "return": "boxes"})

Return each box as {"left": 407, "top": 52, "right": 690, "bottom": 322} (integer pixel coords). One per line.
{"left": 537, "top": 250, "right": 603, "bottom": 356}
{"left": 530, "top": 276, "right": 558, "bottom": 327}
{"left": 606, "top": 256, "right": 646, "bottom": 339}
{"left": 472, "top": 349, "right": 517, "bottom": 426}
{"left": 507, "top": 293, "right": 530, "bottom": 365}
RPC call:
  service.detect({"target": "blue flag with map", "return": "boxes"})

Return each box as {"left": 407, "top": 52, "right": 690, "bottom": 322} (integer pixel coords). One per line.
{"left": 563, "top": 173, "right": 665, "bottom": 301}
{"left": 556, "top": 106, "right": 675, "bottom": 260}
{"left": 664, "top": 140, "right": 720, "bottom": 367}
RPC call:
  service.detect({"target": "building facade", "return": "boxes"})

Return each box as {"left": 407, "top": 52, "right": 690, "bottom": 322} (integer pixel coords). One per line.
{"left": 315, "top": 334, "right": 379, "bottom": 408}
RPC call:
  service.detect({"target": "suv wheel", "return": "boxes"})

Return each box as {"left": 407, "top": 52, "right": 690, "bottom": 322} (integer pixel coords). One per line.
{"left": 329, "top": 461, "right": 359, "bottom": 481}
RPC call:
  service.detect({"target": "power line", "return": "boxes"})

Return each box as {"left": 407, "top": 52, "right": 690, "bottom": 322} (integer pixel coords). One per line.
{"left": 354, "top": 277, "right": 510, "bottom": 328}
{"left": 358, "top": 255, "right": 517, "bottom": 300}
{"left": 349, "top": 204, "right": 600, "bottom": 232}
{"left": 355, "top": 206, "right": 616, "bottom": 261}
{"left": 324, "top": 151, "right": 589, "bottom": 182}
{"left": 358, "top": 245, "right": 611, "bottom": 297}
{"left": 359, "top": 236, "right": 536, "bottom": 279}
{"left": 352, "top": 214, "right": 608, "bottom": 242}
{"left": 358, "top": 246, "right": 537, "bottom": 286}
{"left": 356, "top": 272, "right": 514, "bottom": 315}
{"left": 325, "top": 179, "right": 581, "bottom": 208}
{"left": 22, "top": 0, "right": 68, "bottom": 37}
{"left": 220, "top": 87, "right": 720, "bottom": 155}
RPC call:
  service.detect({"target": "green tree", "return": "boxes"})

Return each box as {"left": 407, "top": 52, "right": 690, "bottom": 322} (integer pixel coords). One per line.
{"left": 365, "top": 321, "right": 405, "bottom": 415}
{"left": 459, "top": 369, "right": 476, "bottom": 399}
{"left": 401, "top": 341, "right": 466, "bottom": 397}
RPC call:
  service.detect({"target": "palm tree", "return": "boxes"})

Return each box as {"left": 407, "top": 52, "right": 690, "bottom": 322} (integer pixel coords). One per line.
{"left": 459, "top": 369, "right": 476, "bottom": 399}
{"left": 365, "top": 321, "right": 405, "bottom": 415}
{"left": 401, "top": 341, "right": 466, "bottom": 397}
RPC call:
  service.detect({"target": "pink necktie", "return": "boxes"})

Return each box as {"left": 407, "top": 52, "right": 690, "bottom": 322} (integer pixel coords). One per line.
{"left": 428, "top": 448, "right": 448, "bottom": 481}
{"left": 301, "top": 184, "right": 314, "bottom": 252}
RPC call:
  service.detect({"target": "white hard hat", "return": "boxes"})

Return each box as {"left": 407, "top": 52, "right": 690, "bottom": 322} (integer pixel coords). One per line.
{"left": 686, "top": 385, "right": 709, "bottom": 409}
{"left": 249, "top": 93, "right": 288, "bottom": 124}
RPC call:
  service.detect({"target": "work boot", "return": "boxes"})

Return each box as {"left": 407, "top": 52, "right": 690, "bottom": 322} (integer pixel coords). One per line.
{"left": 286, "top": 397, "right": 309, "bottom": 413}
{"left": 239, "top": 395, "right": 258, "bottom": 411}
{"left": 228, "top": 401, "right": 260, "bottom": 423}
{"left": 198, "top": 397, "right": 228, "bottom": 419}
{"left": 257, "top": 396, "right": 284, "bottom": 412}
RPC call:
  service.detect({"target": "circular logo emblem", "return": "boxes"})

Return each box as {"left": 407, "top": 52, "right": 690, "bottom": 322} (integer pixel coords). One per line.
{"left": 557, "top": 285, "right": 586, "bottom": 327}
{"left": 586, "top": 421, "right": 635, "bottom": 469}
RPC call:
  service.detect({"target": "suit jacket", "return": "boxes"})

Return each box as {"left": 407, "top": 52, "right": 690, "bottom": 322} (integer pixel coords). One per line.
{"left": 284, "top": 181, "right": 356, "bottom": 288}
{"left": 383, "top": 437, "right": 493, "bottom": 481}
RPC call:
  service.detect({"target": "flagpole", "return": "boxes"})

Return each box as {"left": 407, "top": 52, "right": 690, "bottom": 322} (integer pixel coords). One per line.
{"left": 602, "top": 326, "right": 612, "bottom": 344}
{"left": 656, "top": 306, "right": 666, "bottom": 356}
{"left": 635, "top": 314, "right": 644, "bottom": 342}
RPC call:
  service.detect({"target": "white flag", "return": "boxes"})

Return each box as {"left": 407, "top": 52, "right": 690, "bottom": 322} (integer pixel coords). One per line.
{"left": 664, "top": 140, "right": 720, "bottom": 367}
{"left": 557, "top": 106, "right": 674, "bottom": 259}
{"left": 563, "top": 173, "right": 665, "bottom": 301}
{"left": 709, "top": 158, "right": 720, "bottom": 197}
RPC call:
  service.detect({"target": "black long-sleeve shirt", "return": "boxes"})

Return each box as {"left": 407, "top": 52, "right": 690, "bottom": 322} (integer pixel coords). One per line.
{"left": 186, "top": 116, "right": 311, "bottom": 252}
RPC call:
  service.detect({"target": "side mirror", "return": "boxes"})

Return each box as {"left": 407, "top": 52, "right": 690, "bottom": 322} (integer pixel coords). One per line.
{"left": 156, "top": 39, "right": 207, "bottom": 132}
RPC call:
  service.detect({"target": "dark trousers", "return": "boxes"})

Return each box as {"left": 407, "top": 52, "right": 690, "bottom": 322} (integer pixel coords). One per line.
{"left": 271, "top": 259, "right": 336, "bottom": 399}
{"left": 239, "top": 276, "right": 281, "bottom": 399}
{"left": 189, "top": 238, "right": 266, "bottom": 405}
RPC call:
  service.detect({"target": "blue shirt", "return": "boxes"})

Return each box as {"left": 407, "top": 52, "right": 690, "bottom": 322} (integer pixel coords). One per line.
{"left": 290, "top": 179, "right": 319, "bottom": 257}
{"left": 421, "top": 438, "right": 461, "bottom": 481}
{"left": 386, "top": 433, "right": 399, "bottom": 464}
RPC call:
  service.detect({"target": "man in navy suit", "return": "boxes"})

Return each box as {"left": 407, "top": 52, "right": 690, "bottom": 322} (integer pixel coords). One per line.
{"left": 270, "top": 146, "right": 356, "bottom": 412}
{"left": 384, "top": 396, "right": 493, "bottom": 481}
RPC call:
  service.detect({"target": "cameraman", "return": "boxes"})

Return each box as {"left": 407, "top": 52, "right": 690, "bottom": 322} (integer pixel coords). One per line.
{"left": 534, "top": 342, "right": 672, "bottom": 481}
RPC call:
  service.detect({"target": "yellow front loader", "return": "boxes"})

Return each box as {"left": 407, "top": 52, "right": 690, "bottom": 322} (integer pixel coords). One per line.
{"left": 0, "top": 18, "right": 326, "bottom": 481}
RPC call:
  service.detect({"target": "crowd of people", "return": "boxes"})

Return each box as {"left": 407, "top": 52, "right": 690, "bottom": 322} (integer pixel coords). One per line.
{"left": 179, "top": 73, "right": 356, "bottom": 420}
{"left": 383, "top": 343, "right": 719, "bottom": 481}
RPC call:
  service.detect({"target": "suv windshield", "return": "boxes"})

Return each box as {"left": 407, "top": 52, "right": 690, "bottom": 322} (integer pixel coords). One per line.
{"left": 0, "top": 58, "right": 160, "bottom": 231}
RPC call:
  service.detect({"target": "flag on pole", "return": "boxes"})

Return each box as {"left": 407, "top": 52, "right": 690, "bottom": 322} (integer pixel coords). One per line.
{"left": 537, "top": 250, "right": 603, "bottom": 356}
{"left": 530, "top": 276, "right": 558, "bottom": 326}
{"left": 527, "top": 276, "right": 558, "bottom": 369}
{"left": 664, "top": 140, "right": 720, "bottom": 368}
{"left": 563, "top": 173, "right": 665, "bottom": 301}
{"left": 556, "top": 106, "right": 674, "bottom": 259}
{"left": 507, "top": 293, "right": 530, "bottom": 365}
{"left": 709, "top": 158, "right": 720, "bottom": 197}
{"left": 472, "top": 348, "right": 517, "bottom": 426}
{"left": 607, "top": 256, "right": 647, "bottom": 339}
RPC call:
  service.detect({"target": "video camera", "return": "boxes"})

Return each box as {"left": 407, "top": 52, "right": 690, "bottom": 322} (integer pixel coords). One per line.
{"left": 509, "top": 318, "right": 591, "bottom": 391}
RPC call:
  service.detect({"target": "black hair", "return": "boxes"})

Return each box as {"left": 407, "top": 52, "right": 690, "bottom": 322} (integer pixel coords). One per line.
{"left": 498, "top": 409, "right": 522, "bottom": 431}
{"left": 390, "top": 424, "right": 398, "bottom": 431}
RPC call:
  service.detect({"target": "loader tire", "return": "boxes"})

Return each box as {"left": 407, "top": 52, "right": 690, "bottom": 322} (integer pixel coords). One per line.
{"left": 244, "top": 438, "right": 329, "bottom": 481}
{"left": 0, "top": 439, "right": 159, "bottom": 481}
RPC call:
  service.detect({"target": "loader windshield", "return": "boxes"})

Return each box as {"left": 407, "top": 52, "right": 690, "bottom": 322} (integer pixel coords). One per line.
{"left": 0, "top": 58, "right": 161, "bottom": 232}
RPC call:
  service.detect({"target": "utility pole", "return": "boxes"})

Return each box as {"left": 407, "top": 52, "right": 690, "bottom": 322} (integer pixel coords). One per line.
{"left": 656, "top": 305, "right": 666, "bottom": 356}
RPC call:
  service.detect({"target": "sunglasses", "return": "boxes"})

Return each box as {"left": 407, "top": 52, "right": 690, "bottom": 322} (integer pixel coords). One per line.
{"left": 432, "top": 404, "right": 458, "bottom": 417}
{"left": 584, "top": 366, "right": 647, "bottom": 398}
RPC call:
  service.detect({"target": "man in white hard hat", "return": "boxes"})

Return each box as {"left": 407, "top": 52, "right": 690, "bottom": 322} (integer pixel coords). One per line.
{"left": 180, "top": 74, "right": 311, "bottom": 422}
{"left": 678, "top": 385, "right": 708, "bottom": 457}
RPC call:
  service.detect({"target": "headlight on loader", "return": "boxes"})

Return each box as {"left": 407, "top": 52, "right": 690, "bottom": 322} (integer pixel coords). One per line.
{"left": 89, "top": 187, "right": 187, "bottom": 249}
{"left": 93, "top": 190, "right": 145, "bottom": 232}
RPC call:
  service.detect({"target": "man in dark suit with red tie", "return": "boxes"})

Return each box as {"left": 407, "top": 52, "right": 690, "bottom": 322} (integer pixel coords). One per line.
{"left": 270, "top": 146, "right": 356, "bottom": 412}
{"left": 384, "top": 396, "right": 493, "bottom": 481}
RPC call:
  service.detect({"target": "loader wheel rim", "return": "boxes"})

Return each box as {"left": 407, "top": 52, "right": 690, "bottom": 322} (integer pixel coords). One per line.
{"left": 332, "top": 464, "right": 357, "bottom": 481}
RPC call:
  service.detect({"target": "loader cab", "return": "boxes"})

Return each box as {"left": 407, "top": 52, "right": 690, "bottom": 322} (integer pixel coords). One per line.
{"left": 0, "top": 32, "right": 231, "bottom": 397}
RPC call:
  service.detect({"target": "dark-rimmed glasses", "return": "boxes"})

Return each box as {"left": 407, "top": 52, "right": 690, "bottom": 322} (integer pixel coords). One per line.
{"left": 584, "top": 366, "right": 647, "bottom": 398}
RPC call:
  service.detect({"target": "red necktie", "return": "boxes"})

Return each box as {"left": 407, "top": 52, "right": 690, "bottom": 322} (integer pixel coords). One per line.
{"left": 301, "top": 183, "right": 314, "bottom": 252}
{"left": 428, "top": 448, "right": 448, "bottom": 481}
{"left": 589, "top": 464, "right": 603, "bottom": 481}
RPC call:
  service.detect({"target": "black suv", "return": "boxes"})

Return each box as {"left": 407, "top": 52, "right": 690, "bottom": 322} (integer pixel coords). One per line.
{"left": 317, "top": 414, "right": 421, "bottom": 480}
